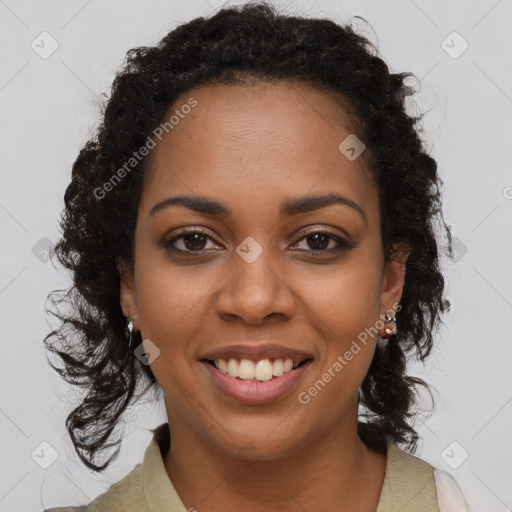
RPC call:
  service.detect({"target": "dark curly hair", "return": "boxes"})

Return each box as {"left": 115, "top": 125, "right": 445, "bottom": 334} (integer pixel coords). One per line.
{"left": 44, "top": 1, "right": 453, "bottom": 472}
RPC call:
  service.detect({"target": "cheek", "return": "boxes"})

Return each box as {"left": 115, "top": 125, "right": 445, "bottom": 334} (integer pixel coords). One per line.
{"left": 136, "top": 278, "right": 199, "bottom": 347}
{"left": 133, "top": 263, "right": 210, "bottom": 408}
{"left": 133, "top": 249, "right": 228, "bottom": 366}
{"left": 295, "top": 255, "right": 382, "bottom": 391}
{"left": 299, "top": 254, "right": 382, "bottom": 337}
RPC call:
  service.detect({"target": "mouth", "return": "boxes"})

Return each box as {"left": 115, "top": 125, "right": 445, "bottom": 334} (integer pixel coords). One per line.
{"left": 200, "top": 354, "right": 314, "bottom": 405}
{"left": 201, "top": 357, "right": 313, "bottom": 382}
{"left": 199, "top": 343, "right": 314, "bottom": 404}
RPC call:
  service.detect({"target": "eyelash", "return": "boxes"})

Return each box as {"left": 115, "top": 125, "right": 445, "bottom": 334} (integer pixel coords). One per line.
{"left": 163, "top": 227, "right": 355, "bottom": 255}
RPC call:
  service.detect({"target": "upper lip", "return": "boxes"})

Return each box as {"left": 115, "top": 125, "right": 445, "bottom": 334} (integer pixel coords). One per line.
{"left": 200, "top": 343, "right": 314, "bottom": 365}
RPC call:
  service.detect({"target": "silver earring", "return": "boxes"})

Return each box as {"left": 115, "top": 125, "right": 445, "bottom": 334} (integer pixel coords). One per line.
{"left": 126, "top": 319, "right": 134, "bottom": 348}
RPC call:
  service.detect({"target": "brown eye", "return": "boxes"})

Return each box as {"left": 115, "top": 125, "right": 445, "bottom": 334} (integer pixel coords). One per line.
{"left": 291, "top": 231, "right": 355, "bottom": 253}
{"left": 305, "top": 233, "right": 331, "bottom": 251}
{"left": 180, "top": 232, "right": 208, "bottom": 251}
{"left": 164, "top": 229, "right": 222, "bottom": 253}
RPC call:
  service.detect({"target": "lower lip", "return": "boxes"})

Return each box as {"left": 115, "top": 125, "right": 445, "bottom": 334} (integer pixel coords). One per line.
{"left": 201, "top": 360, "right": 312, "bottom": 405}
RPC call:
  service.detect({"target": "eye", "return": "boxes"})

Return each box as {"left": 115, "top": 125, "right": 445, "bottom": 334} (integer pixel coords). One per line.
{"left": 163, "top": 228, "right": 355, "bottom": 256}
{"left": 164, "top": 229, "right": 222, "bottom": 253}
{"left": 291, "top": 230, "right": 354, "bottom": 253}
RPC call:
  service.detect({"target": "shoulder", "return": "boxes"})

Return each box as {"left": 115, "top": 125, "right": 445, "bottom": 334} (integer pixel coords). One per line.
{"left": 433, "top": 468, "right": 474, "bottom": 511}
{"left": 378, "top": 440, "right": 473, "bottom": 512}
{"left": 42, "top": 463, "right": 146, "bottom": 512}
{"left": 378, "top": 440, "right": 439, "bottom": 511}
{"left": 42, "top": 423, "right": 174, "bottom": 512}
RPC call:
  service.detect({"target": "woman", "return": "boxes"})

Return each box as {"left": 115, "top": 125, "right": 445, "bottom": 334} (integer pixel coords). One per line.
{"left": 43, "top": 2, "right": 472, "bottom": 511}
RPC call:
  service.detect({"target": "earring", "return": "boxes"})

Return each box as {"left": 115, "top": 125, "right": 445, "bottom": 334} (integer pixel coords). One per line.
{"left": 380, "top": 313, "right": 397, "bottom": 339}
{"left": 126, "top": 318, "right": 134, "bottom": 348}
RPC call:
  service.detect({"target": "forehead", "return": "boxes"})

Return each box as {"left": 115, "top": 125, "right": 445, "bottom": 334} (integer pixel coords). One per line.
{"left": 140, "top": 81, "right": 377, "bottom": 222}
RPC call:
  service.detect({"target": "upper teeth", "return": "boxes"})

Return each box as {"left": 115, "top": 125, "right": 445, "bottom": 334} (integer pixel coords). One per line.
{"left": 215, "top": 358, "right": 296, "bottom": 381}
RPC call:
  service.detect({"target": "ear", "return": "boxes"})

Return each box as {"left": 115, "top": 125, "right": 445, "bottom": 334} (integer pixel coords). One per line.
{"left": 118, "top": 258, "right": 139, "bottom": 330}
{"left": 379, "top": 241, "right": 410, "bottom": 315}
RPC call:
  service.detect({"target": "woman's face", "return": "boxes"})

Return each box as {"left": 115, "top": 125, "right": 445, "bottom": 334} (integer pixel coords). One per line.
{"left": 120, "top": 80, "right": 407, "bottom": 460}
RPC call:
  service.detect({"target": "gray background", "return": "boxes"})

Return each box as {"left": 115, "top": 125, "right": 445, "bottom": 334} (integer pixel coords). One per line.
{"left": 1, "top": 0, "right": 511, "bottom": 510}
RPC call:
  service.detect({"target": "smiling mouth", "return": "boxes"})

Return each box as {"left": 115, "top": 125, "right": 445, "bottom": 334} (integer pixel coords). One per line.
{"left": 202, "top": 357, "right": 313, "bottom": 382}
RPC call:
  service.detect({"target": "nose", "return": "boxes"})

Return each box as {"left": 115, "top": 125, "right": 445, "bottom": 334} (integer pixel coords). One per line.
{"left": 215, "top": 246, "right": 296, "bottom": 325}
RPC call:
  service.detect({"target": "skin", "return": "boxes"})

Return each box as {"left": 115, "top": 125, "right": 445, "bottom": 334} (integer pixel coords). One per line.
{"left": 120, "top": 80, "right": 410, "bottom": 511}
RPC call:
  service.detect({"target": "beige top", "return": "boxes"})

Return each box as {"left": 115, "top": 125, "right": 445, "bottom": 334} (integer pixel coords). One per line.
{"left": 44, "top": 423, "right": 443, "bottom": 512}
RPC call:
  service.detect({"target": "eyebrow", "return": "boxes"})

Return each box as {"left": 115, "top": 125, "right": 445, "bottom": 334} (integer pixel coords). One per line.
{"left": 148, "top": 192, "right": 367, "bottom": 224}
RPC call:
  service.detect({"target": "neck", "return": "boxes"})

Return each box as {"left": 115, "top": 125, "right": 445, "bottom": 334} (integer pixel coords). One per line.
{"left": 162, "top": 413, "right": 386, "bottom": 512}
